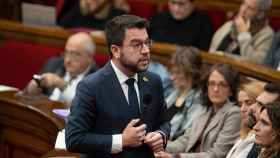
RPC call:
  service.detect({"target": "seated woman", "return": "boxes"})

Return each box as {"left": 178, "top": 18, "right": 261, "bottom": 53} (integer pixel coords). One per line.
{"left": 165, "top": 46, "right": 206, "bottom": 141}
{"left": 253, "top": 102, "right": 280, "bottom": 158}
{"left": 156, "top": 64, "right": 241, "bottom": 158}
{"left": 226, "top": 80, "right": 264, "bottom": 158}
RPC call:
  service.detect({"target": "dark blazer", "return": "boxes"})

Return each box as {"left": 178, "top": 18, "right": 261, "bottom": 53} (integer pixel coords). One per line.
{"left": 66, "top": 62, "right": 170, "bottom": 158}
{"left": 40, "top": 56, "right": 97, "bottom": 96}
{"left": 264, "top": 31, "right": 280, "bottom": 69}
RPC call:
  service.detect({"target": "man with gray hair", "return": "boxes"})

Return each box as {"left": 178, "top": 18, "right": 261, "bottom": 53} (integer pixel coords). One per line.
{"left": 25, "top": 32, "right": 97, "bottom": 105}
{"left": 210, "top": 0, "right": 274, "bottom": 64}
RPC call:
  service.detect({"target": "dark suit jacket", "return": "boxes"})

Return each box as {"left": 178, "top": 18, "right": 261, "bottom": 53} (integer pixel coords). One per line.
{"left": 39, "top": 56, "right": 97, "bottom": 96}
{"left": 65, "top": 62, "right": 170, "bottom": 158}
{"left": 264, "top": 31, "right": 280, "bottom": 69}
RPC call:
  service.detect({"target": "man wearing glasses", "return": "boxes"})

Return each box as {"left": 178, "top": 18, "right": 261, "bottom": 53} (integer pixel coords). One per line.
{"left": 246, "top": 83, "right": 280, "bottom": 158}
{"left": 25, "top": 32, "right": 97, "bottom": 105}
{"left": 66, "top": 15, "right": 170, "bottom": 158}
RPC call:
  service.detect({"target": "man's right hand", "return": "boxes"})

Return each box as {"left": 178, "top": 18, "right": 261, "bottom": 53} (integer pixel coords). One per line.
{"left": 122, "top": 119, "right": 147, "bottom": 148}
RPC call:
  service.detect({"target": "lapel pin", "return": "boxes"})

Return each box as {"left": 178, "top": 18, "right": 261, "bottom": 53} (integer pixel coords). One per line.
{"left": 143, "top": 76, "right": 149, "bottom": 82}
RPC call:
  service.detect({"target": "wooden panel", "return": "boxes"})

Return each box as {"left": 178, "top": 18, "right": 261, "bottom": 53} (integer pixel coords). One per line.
{"left": 0, "top": 90, "right": 65, "bottom": 158}
{"left": 0, "top": 19, "right": 280, "bottom": 84}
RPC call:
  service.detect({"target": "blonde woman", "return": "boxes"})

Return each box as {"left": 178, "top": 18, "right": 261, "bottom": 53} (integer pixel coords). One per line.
{"left": 226, "top": 81, "right": 264, "bottom": 158}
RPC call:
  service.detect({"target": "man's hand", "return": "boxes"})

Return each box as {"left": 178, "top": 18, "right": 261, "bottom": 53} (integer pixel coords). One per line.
{"left": 234, "top": 15, "right": 250, "bottom": 34}
{"left": 122, "top": 119, "right": 147, "bottom": 148}
{"left": 144, "top": 132, "right": 164, "bottom": 152}
{"left": 40, "top": 73, "right": 66, "bottom": 90}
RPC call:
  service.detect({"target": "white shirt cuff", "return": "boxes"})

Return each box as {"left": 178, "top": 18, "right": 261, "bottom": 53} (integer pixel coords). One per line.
{"left": 111, "top": 134, "right": 122, "bottom": 154}
{"left": 237, "top": 32, "right": 252, "bottom": 43}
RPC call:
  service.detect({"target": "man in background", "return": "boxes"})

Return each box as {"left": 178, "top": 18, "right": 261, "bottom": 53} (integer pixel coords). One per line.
{"left": 25, "top": 32, "right": 97, "bottom": 105}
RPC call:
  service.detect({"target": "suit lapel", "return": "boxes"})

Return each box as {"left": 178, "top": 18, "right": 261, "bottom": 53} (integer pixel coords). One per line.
{"left": 137, "top": 73, "right": 146, "bottom": 113}
{"left": 102, "top": 62, "right": 129, "bottom": 108}
{"left": 187, "top": 109, "right": 212, "bottom": 151}
{"left": 203, "top": 102, "right": 231, "bottom": 139}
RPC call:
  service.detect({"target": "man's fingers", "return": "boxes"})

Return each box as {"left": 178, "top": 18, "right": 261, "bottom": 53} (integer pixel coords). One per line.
{"left": 135, "top": 123, "right": 146, "bottom": 131}
{"left": 127, "top": 119, "right": 140, "bottom": 127}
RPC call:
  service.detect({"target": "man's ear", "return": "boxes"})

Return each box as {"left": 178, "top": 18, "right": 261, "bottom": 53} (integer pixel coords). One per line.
{"left": 111, "top": 45, "right": 121, "bottom": 59}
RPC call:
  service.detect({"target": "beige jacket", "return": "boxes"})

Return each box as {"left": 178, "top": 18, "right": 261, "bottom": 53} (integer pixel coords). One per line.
{"left": 166, "top": 102, "right": 241, "bottom": 158}
{"left": 209, "top": 21, "right": 274, "bottom": 64}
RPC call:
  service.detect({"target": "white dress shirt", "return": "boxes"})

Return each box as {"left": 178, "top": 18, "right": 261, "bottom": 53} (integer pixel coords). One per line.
{"left": 49, "top": 66, "right": 91, "bottom": 103}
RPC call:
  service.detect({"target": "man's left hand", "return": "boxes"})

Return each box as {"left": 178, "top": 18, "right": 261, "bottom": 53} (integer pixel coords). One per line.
{"left": 144, "top": 132, "right": 164, "bottom": 152}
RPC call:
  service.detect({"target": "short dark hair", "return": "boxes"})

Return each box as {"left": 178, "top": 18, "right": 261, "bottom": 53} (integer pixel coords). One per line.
{"left": 105, "top": 14, "right": 149, "bottom": 56}
{"left": 264, "top": 83, "right": 280, "bottom": 101}
{"left": 201, "top": 64, "right": 240, "bottom": 108}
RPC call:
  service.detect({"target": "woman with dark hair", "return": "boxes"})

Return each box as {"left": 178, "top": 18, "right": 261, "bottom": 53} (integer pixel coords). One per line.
{"left": 156, "top": 64, "right": 241, "bottom": 158}
{"left": 253, "top": 102, "right": 280, "bottom": 158}
{"left": 165, "top": 46, "right": 206, "bottom": 141}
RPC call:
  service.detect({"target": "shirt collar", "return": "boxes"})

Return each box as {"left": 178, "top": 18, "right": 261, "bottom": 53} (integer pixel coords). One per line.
{"left": 65, "top": 64, "right": 91, "bottom": 82}
{"left": 111, "top": 60, "right": 138, "bottom": 85}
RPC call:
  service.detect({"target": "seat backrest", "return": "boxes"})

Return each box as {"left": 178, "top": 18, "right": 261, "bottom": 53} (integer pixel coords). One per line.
{"left": 0, "top": 40, "right": 63, "bottom": 89}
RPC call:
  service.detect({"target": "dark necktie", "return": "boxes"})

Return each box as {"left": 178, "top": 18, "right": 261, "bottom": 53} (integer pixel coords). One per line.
{"left": 125, "top": 78, "right": 140, "bottom": 117}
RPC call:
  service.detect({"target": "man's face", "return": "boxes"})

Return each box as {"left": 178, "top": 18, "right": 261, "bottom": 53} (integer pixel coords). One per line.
{"left": 249, "top": 91, "right": 279, "bottom": 121}
{"left": 114, "top": 28, "right": 151, "bottom": 75}
{"left": 253, "top": 109, "right": 274, "bottom": 147}
{"left": 238, "top": 0, "right": 260, "bottom": 21}
{"left": 168, "top": 0, "right": 194, "bottom": 20}
{"left": 64, "top": 40, "right": 91, "bottom": 77}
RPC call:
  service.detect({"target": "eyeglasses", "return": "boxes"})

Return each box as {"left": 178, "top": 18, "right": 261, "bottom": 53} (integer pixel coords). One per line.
{"left": 207, "top": 81, "right": 229, "bottom": 89}
{"left": 63, "top": 51, "right": 83, "bottom": 60}
{"left": 123, "top": 39, "right": 153, "bottom": 52}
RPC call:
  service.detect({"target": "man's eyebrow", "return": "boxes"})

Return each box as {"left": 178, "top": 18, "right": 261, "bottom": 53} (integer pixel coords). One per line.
{"left": 130, "top": 38, "right": 149, "bottom": 42}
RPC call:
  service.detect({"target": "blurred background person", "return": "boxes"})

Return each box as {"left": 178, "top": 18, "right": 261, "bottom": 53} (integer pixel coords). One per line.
{"left": 156, "top": 64, "right": 241, "bottom": 158}
{"left": 165, "top": 46, "right": 206, "bottom": 141}
{"left": 246, "top": 83, "right": 280, "bottom": 158}
{"left": 149, "top": 0, "right": 213, "bottom": 50}
{"left": 58, "top": 0, "right": 127, "bottom": 30}
{"left": 264, "top": 31, "right": 280, "bottom": 70}
{"left": 226, "top": 80, "right": 264, "bottom": 158}
{"left": 24, "top": 32, "right": 97, "bottom": 105}
{"left": 209, "top": 0, "right": 274, "bottom": 64}
{"left": 253, "top": 102, "right": 280, "bottom": 158}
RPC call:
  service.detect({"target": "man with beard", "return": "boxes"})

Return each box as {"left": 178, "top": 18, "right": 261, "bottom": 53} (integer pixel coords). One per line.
{"left": 210, "top": 0, "right": 274, "bottom": 64}
{"left": 58, "top": 0, "right": 127, "bottom": 30}
{"left": 66, "top": 15, "right": 170, "bottom": 158}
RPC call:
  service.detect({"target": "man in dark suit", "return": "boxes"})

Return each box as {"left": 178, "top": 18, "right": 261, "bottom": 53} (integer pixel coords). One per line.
{"left": 65, "top": 15, "right": 170, "bottom": 158}
{"left": 25, "top": 32, "right": 97, "bottom": 104}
